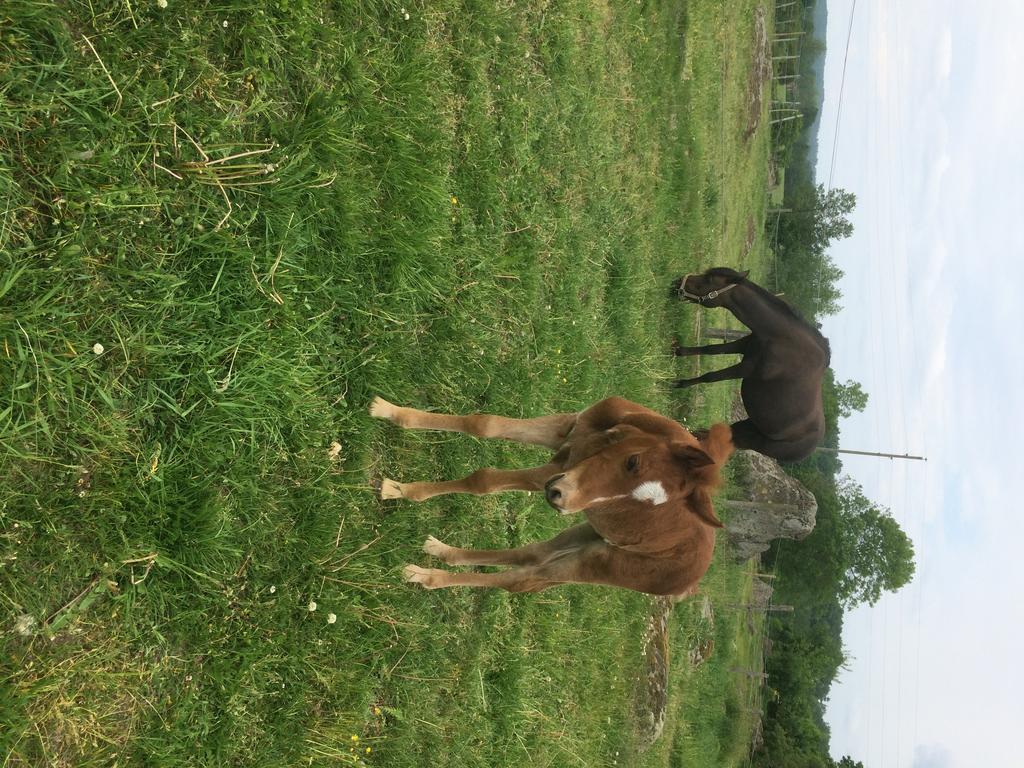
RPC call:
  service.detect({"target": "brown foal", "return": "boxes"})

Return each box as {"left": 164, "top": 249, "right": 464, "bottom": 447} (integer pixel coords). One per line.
{"left": 370, "top": 396, "right": 733, "bottom": 596}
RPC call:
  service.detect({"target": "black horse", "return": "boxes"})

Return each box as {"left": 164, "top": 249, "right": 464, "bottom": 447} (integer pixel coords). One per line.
{"left": 671, "top": 267, "right": 829, "bottom": 462}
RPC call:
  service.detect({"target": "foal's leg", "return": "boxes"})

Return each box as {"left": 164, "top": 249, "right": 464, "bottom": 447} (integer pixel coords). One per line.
{"left": 407, "top": 541, "right": 687, "bottom": 596}
{"left": 404, "top": 564, "right": 566, "bottom": 592}
{"left": 421, "top": 523, "right": 601, "bottom": 566}
{"left": 671, "top": 361, "right": 753, "bottom": 388}
{"left": 404, "top": 537, "right": 610, "bottom": 592}
{"left": 380, "top": 463, "right": 560, "bottom": 501}
{"left": 370, "top": 397, "right": 575, "bottom": 449}
{"left": 672, "top": 335, "right": 751, "bottom": 357}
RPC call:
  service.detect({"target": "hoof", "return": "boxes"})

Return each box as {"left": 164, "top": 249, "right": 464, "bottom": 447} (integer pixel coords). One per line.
{"left": 403, "top": 564, "right": 444, "bottom": 589}
{"left": 379, "top": 478, "right": 405, "bottom": 500}
{"left": 369, "top": 396, "right": 397, "bottom": 421}
{"left": 423, "top": 535, "right": 452, "bottom": 560}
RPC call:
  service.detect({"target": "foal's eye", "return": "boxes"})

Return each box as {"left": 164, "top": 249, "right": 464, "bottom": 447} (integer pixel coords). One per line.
{"left": 626, "top": 455, "right": 640, "bottom": 473}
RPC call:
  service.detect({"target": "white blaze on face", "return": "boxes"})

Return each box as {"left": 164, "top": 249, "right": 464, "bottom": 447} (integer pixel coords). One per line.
{"left": 586, "top": 493, "right": 627, "bottom": 507}
{"left": 631, "top": 480, "right": 668, "bottom": 506}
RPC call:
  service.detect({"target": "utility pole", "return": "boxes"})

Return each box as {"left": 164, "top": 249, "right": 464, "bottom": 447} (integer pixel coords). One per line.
{"left": 770, "top": 113, "right": 801, "bottom": 126}
{"left": 731, "top": 668, "right": 770, "bottom": 680}
{"left": 816, "top": 447, "right": 927, "bottom": 461}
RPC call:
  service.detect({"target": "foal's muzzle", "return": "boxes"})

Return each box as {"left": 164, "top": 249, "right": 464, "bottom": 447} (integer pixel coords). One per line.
{"left": 544, "top": 474, "right": 566, "bottom": 509}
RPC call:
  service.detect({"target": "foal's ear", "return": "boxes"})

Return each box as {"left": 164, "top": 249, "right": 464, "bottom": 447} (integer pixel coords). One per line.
{"left": 604, "top": 424, "right": 643, "bottom": 443}
{"left": 671, "top": 443, "right": 715, "bottom": 472}
{"left": 698, "top": 423, "right": 735, "bottom": 465}
{"left": 689, "top": 489, "right": 724, "bottom": 529}
{"left": 736, "top": 269, "right": 750, "bottom": 281}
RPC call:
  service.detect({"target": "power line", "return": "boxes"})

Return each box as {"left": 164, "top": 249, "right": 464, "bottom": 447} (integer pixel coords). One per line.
{"left": 812, "top": 4, "right": 934, "bottom": 767}
{"left": 813, "top": 0, "right": 859, "bottom": 313}
{"left": 827, "top": 0, "right": 860, "bottom": 191}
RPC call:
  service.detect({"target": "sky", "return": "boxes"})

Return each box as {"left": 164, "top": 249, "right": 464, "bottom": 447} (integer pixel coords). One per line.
{"left": 816, "top": 2, "right": 1024, "bottom": 766}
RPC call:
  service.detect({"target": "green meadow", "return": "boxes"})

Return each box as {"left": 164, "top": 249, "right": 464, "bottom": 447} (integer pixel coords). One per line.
{"left": 1, "top": 1, "right": 773, "bottom": 765}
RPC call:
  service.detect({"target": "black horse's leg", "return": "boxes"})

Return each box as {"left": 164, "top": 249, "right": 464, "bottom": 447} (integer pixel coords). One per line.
{"left": 672, "top": 335, "right": 751, "bottom": 357}
{"left": 672, "top": 361, "right": 752, "bottom": 388}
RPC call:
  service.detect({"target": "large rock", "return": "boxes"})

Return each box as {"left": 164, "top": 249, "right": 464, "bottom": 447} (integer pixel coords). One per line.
{"left": 722, "top": 450, "right": 817, "bottom": 561}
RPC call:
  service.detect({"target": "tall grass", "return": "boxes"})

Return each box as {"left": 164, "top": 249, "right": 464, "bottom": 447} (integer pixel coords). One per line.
{"left": 2, "top": 0, "right": 771, "bottom": 765}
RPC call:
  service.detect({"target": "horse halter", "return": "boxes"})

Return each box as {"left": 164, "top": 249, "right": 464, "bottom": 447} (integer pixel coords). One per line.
{"left": 678, "top": 274, "right": 741, "bottom": 304}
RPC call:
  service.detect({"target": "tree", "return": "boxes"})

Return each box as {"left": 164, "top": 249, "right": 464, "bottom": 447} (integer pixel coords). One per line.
{"left": 778, "top": 184, "right": 857, "bottom": 258}
{"left": 771, "top": 184, "right": 853, "bottom": 319}
{"left": 835, "top": 478, "right": 916, "bottom": 608}
{"left": 835, "top": 758, "right": 865, "bottom": 768}
{"left": 833, "top": 379, "right": 868, "bottom": 419}
{"left": 812, "top": 186, "right": 857, "bottom": 246}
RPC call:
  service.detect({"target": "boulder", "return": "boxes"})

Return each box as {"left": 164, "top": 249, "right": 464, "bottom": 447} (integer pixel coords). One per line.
{"left": 722, "top": 450, "right": 817, "bottom": 562}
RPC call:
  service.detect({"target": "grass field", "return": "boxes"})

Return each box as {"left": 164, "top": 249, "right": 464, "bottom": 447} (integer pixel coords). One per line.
{"left": 1, "top": 1, "right": 772, "bottom": 765}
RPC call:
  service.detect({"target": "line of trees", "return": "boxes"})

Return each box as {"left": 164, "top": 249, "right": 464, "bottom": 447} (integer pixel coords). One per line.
{"left": 753, "top": 380, "right": 917, "bottom": 768}
{"left": 750, "top": 2, "right": 916, "bottom": 766}
{"left": 771, "top": 184, "right": 855, "bottom": 317}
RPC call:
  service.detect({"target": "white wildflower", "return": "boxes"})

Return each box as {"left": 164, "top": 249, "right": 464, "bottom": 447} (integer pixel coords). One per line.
{"left": 15, "top": 615, "right": 36, "bottom": 637}
{"left": 327, "top": 613, "right": 337, "bottom": 624}
{"left": 92, "top": 343, "right": 104, "bottom": 355}
{"left": 308, "top": 600, "right": 317, "bottom": 612}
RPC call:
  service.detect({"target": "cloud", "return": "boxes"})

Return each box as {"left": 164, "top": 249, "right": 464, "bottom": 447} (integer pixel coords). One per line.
{"left": 870, "top": 2, "right": 892, "bottom": 104}
{"left": 823, "top": 4, "right": 1024, "bottom": 768}
{"left": 925, "top": 153, "right": 951, "bottom": 211}
{"left": 913, "top": 234, "right": 950, "bottom": 401}
{"left": 914, "top": 743, "right": 954, "bottom": 768}
{"left": 936, "top": 26, "right": 953, "bottom": 80}
{"left": 952, "top": 9, "right": 1024, "bottom": 158}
